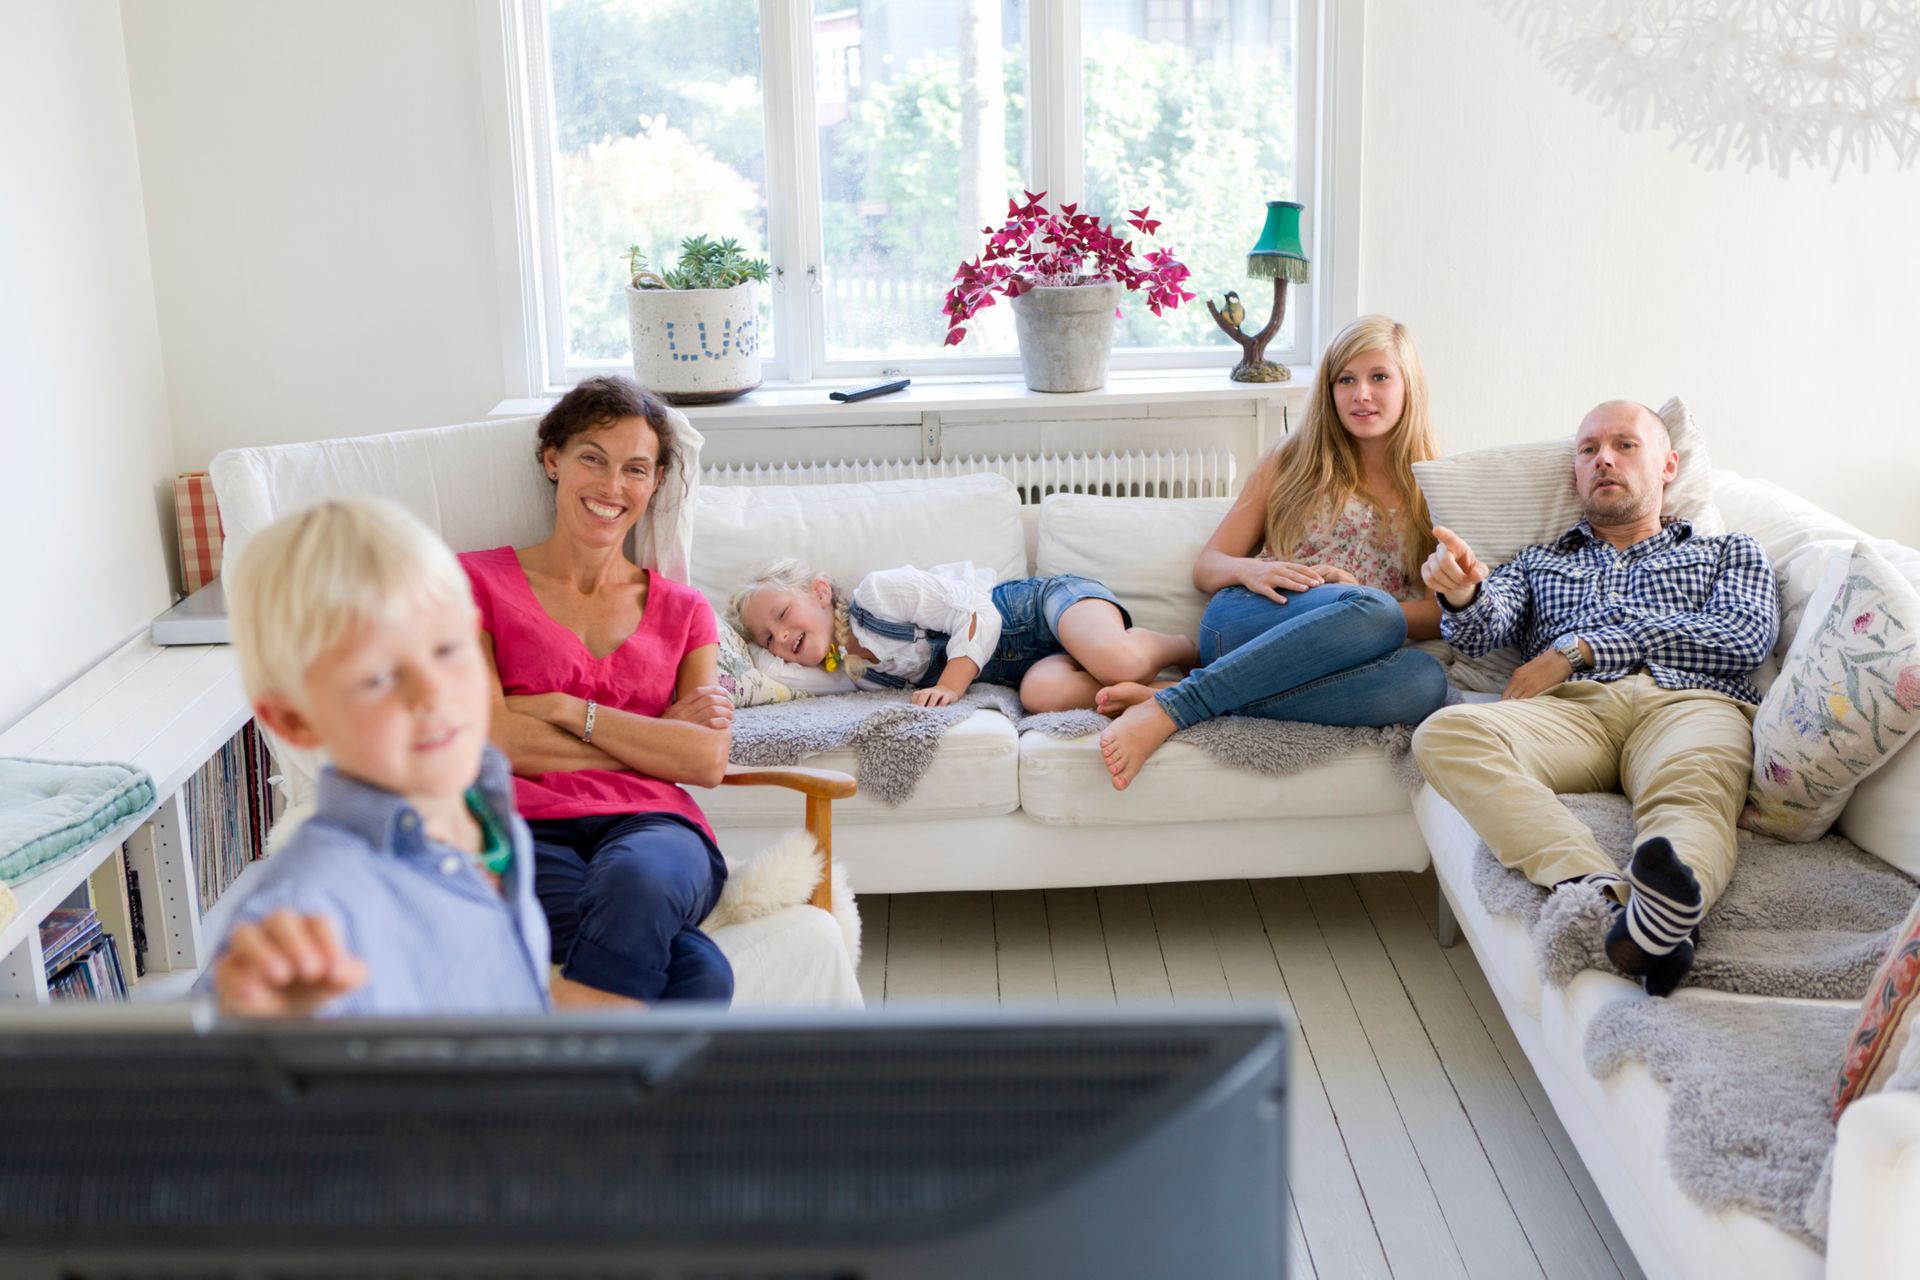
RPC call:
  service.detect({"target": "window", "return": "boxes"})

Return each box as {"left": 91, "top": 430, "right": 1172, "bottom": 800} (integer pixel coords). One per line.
{"left": 506, "top": 0, "right": 1323, "bottom": 390}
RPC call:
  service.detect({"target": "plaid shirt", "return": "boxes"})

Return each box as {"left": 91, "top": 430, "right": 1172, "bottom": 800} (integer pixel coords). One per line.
{"left": 1440, "top": 519, "right": 1779, "bottom": 704}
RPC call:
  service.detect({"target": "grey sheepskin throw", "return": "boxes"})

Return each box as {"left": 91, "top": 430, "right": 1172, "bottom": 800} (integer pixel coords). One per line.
{"left": 1583, "top": 996, "right": 1857, "bottom": 1250}
{"left": 728, "top": 686, "right": 1024, "bottom": 806}
{"left": 730, "top": 684, "right": 1422, "bottom": 806}
{"left": 1471, "top": 792, "right": 1917, "bottom": 998}
{"left": 1020, "top": 707, "right": 1423, "bottom": 790}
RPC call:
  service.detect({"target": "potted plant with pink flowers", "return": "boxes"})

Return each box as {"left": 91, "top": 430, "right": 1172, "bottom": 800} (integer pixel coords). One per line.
{"left": 941, "top": 191, "right": 1194, "bottom": 392}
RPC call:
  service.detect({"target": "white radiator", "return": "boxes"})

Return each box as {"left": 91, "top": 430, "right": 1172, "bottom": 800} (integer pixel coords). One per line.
{"left": 701, "top": 450, "right": 1237, "bottom": 503}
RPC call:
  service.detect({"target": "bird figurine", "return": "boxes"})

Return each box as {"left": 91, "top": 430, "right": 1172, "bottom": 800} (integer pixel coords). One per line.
{"left": 1221, "top": 290, "right": 1246, "bottom": 331}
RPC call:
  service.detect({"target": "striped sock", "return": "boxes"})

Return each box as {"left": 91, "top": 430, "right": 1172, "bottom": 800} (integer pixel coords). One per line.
{"left": 1604, "top": 838, "right": 1704, "bottom": 996}
{"left": 1568, "top": 870, "right": 1628, "bottom": 906}
{"left": 1623, "top": 838, "right": 1704, "bottom": 957}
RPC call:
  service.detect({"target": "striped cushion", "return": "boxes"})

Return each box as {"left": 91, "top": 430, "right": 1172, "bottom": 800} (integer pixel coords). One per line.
{"left": 1413, "top": 396, "right": 1722, "bottom": 571}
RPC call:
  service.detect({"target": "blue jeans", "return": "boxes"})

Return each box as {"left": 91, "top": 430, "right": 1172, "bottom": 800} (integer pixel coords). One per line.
{"left": 529, "top": 812, "right": 733, "bottom": 1005}
{"left": 1155, "top": 584, "right": 1449, "bottom": 729}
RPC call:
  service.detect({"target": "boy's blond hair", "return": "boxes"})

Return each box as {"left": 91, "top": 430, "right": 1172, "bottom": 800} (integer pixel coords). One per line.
{"left": 227, "top": 498, "right": 475, "bottom": 706}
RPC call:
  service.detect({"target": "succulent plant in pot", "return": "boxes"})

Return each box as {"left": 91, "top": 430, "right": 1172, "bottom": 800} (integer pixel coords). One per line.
{"left": 941, "top": 192, "right": 1194, "bottom": 392}
{"left": 625, "top": 235, "right": 772, "bottom": 405}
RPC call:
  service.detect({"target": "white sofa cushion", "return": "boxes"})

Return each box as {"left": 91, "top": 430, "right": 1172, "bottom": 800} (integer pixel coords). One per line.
{"left": 1414, "top": 783, "right": 1549, "bottom": 1017}
{"left": 688, "top": 474, "right": 1027, "bottom": 623}
{"left": 699, "top": 709, "right": 1019, "bottom": 830}
{"left": 1019, "top": 728, "right": 1412, "bottom": 826}
{"left": 1839, "top": 743, "right": 1920, "bottom": 879}
{"left": 1035, "top": 494, "right": 1231, "bottom": 638}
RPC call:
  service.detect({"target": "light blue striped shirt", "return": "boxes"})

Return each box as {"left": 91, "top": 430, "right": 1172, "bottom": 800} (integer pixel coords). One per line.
{"left": 196, "top": 746, "right": 551, "bottom": 1016}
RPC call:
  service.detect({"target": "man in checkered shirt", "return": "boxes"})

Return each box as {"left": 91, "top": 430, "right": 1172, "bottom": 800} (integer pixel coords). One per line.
{"left": 1413, "top": 401, "right": 1778, "bottom": 996}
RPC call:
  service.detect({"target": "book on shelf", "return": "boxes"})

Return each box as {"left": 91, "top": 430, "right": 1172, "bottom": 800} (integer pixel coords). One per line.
{"left": 39, "top": 907, "right": 128, "bottom": 1002}
{"left": 178, "top": 719, "right": 278, "bottom": 913}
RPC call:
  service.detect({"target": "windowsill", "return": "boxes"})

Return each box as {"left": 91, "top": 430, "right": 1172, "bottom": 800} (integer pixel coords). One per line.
{"left": 490, "top": 365, "right": 1313, "bottom": 428}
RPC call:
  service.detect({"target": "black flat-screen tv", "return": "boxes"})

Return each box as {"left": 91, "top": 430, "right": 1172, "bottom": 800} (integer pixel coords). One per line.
{"left": 0, "top": 1003, "right": 1287, "bottom": 1279}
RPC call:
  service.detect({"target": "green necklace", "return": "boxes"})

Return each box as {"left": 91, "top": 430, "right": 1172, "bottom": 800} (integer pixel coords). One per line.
{"left": 464, "top": 789, "right": 513, "bottom": 877}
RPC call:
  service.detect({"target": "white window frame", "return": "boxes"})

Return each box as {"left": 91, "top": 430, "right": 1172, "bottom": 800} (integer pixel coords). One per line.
{"left": 479, "top": 0, "right": 1362, "bottom": 397}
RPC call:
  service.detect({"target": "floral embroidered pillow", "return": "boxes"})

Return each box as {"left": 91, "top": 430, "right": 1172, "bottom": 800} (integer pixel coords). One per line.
{"left": 1743, "top": 541, "right": 1920, "bottom": 841}
{"left": 1833, "top": 893, "right": 1920, "bottom": 1120}
{"left": 715, "top": 619, "right": 808, "bottom": 708}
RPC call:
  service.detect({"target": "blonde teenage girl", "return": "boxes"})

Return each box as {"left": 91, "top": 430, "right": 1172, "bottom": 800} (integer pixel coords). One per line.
{"left": 1098, "top": 314, "right": 1451, "bottom": 789}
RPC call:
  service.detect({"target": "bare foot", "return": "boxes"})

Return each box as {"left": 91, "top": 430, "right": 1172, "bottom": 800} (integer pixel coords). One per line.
{"left": 1095, "top": 681, "right": 1156, "bottom": 717}
{"left": 1099, "top": 698, "right": 1179, "bottom": 791}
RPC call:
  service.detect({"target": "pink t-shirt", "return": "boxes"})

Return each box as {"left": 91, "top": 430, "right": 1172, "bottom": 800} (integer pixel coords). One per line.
{"left": 461, "top": 547, "right": 720, "bottom": 838}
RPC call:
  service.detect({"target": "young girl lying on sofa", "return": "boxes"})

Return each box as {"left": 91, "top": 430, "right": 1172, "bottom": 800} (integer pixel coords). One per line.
{"left": 730, "top": 560, "right": 1197, "bottom": 711}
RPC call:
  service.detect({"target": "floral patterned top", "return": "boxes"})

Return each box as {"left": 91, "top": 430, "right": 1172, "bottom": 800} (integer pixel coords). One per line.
{"left": 1276, "top": 495, "right": 1422, "bottom": 601}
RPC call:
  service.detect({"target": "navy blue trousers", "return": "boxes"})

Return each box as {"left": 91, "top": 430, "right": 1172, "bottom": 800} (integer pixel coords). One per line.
{"left": 528, "top": 812, "right": 733, "bottom": 1005}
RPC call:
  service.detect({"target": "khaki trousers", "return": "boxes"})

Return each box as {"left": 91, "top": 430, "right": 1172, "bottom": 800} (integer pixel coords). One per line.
{"left": 1412, "top": 673, "right": 1756, "bottom": 906}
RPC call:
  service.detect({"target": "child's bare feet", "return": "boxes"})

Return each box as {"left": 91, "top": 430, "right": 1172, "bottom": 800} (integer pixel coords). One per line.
{"left": 1099, "top": 698, "right": 1179, "bottom": 790}
{"left": 1095, "top": 681, "right": 1158, "bottom": 717}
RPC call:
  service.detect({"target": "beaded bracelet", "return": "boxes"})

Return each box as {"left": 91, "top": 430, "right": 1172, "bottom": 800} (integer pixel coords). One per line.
{"left": 581, "top": 698, "right": 597, "bottom": 743}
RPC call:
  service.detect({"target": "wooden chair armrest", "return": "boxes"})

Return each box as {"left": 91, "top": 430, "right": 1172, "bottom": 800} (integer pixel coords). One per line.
{"left": 719, "top": 764, "right": 857, "bottom": 911}
{"left": 721, "top": 763, "right": 857, "bottom": 800}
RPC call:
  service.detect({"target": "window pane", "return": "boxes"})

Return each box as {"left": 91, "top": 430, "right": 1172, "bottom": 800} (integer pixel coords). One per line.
{"left": 1083, "top": 0, "right": 1298, "bottom": 352}
{"left": 546, "top": 0, "right": 773, "bottom": 365}
{"left": 815, "top": 0, "right": 1030, "bottom": 360}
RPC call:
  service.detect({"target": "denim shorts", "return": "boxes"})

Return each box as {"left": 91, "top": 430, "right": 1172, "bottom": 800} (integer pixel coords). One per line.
{"left": 922, "top": 574, "right": 1131, "bottom": 688}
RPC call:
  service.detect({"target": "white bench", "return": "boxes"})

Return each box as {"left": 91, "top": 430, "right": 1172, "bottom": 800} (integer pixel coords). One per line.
{"left": 0, "top": 636, "right": 250, "bottom": 1000}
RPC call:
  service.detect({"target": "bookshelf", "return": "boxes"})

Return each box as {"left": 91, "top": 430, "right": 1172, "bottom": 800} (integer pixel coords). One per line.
{"left": 0, "top": 635, "right": 254, "bottom": 1002}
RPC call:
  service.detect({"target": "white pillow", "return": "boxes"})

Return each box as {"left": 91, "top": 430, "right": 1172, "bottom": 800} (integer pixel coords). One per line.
{"left": 1412, "top": 395, "right": 1722, "bottom": 570}
{"left": 1036, "top": 494, "right": 1232, "bottom": 639}
{"left": 1841, "top": 735, "right": 1920, "bottom": 879}
{"left": 689, "top": 473, "right": 1027, "bottom": 622}
{"left": 1415, "top": 396, "right": 1723, "bottom": 692}
{"left": 1743, "top": 541, "right": 1920, "bottom": 843}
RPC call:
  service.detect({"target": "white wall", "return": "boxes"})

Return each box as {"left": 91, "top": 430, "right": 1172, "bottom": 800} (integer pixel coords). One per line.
{"left": 106, "top": 0, "right": 1920, "bottom": 553}
{"left": 0, "top": 2, "right": 178, "bottom": 729}
{"left": 1356, "top": 0, "right": 1920, "bottom": 549}
{"left": 118, "top": 0, "right": 506, "bottom": 471}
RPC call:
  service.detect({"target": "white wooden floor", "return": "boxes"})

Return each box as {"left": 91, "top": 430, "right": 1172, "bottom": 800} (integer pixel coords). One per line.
{"left": 856, "top": 870, "right": 1647, "bottom": 1280}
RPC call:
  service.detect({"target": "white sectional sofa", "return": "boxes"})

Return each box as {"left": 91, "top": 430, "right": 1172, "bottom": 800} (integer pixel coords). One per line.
{"left": 211, "top": 411, "right": 1920, "bottom": 1276}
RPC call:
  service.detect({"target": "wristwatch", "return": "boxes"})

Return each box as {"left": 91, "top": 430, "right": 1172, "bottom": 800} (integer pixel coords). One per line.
{"left": 1554, "top": 635, "right": 1591, "bottom": 673}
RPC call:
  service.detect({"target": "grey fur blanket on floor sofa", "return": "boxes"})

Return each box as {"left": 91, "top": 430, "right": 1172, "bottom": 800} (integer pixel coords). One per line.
{"left": 1471, "top": 792, "right": 1916, "bottom": 999}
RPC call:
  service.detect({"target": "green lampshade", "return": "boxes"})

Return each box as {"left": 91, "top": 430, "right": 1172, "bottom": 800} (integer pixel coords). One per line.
{"left": 1248, "top": 200, "right": 1309, "bottom": 284}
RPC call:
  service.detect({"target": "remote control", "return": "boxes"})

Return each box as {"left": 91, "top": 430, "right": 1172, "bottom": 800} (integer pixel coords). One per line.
{"left": 829, "top": 377, "right": 911, "bottom": 402}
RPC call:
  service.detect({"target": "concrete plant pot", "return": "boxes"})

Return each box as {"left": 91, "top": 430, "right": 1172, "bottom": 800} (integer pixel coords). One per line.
{"left": 1009, "top": 280, "right": 1122, "bottom": 393}
{"left": 626, "top": 281, "right": 762, "bottom": 404}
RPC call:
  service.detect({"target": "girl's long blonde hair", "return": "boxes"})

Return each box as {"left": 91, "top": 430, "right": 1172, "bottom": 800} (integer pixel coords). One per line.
{"left": 727, "top": 558, "right": 871, "bottom": 680}
{"left": 1263, "top": 314, "right": 1439, "bottom": 583}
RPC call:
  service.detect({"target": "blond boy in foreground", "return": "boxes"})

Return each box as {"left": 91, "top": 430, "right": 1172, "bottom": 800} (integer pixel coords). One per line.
{"left": 198, "top": 498, "right": 550, "bottom": 1016}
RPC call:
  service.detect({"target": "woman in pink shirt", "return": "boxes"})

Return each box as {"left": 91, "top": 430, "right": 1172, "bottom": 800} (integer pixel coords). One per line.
{"left": 462, "top": 377, "right": 735, "bottom": 1007}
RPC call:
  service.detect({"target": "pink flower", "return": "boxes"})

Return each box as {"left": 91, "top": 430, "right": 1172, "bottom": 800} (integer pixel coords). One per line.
{"left": 1853, "top": 611, "right": 1875, "bottom": 634}
{"left": 1765, "top": 759, "right": 1794, "bottom": 786}
{"left": 1895, "top": 665, "right": 1920, "bottom": 713}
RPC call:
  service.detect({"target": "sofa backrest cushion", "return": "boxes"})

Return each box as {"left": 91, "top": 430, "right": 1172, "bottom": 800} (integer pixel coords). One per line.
{"left": 1036, "top": 494, "right": 1232, "bottom": 639}
{"left": 209, "top": 410, "right": 706, "bottom": 583}
{"left": 1410, "top": 395, "right": 1723, "bottom": 572}
{"left": 688, "top": 473, "right": 1028, "bottom": 624}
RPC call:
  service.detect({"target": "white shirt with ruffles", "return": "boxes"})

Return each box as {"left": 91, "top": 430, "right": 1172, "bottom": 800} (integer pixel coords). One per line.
{"left": 750, "top": 562, "right": 999, "bottom": 693}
